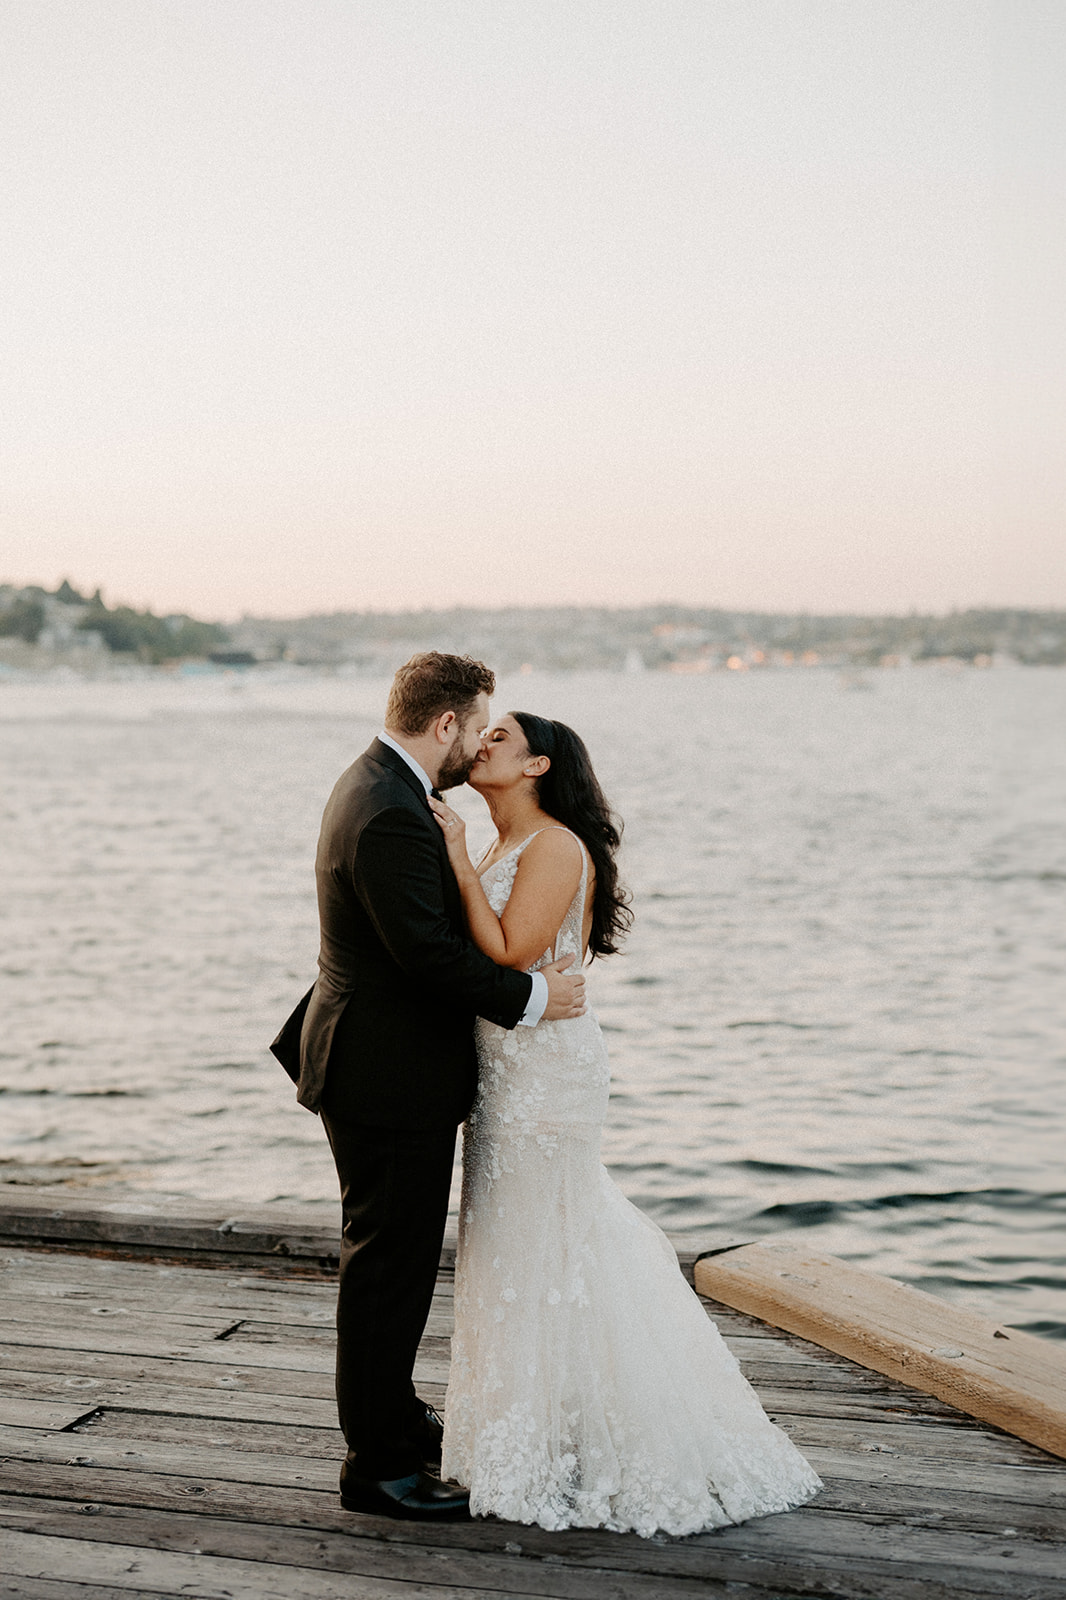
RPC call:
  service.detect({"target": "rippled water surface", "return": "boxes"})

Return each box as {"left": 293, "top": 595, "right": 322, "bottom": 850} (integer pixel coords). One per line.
{"left": 2, "top": 667, "right": 1063, "bottom": 1338}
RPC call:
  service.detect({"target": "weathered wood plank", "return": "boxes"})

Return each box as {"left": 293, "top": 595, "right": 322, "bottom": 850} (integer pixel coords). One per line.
{"left": 696, "top": 1240, "right": 1066, "bottom": 1458}
{"left": 800, "top": 1442, "right": 1066, "bottom": 1505}
{"left": 5, "top": 1206, "right": 1066, "bottom": 1600}
{"left": 809, "top": 1474, "right": 1063, "bottom": 1540}
{"left": 0, "top": 1424, "right": 341, "bottom": 1488}
{"left": 0, "top": 1191, "right": 704, "bottom": 1276}
{"left": 29, "top": 1312, "right": 1049, "bottom": 1465}
{"left": 4, "top": 1330, "right": 967, "bottom": 1427}
{"left": 0, "top": 1361, "right": 329, "bottom": 1412}
{"left": 71, "top": 1407, "right": 346, "bottom": 1459}
{"left": 741, "top": 1359, "right": 985, "bottom": 1410}
{"left": 0, "top": 1321, "right": 338, "bottom": 1371}
{"left": 0, "top": 1264, "right": 460, "bottom": 1335}
{"left": 0, "top": 1298, "right": 241, "bottom": 1334}
{"left": 0, "top": 1502, "right": 810, "bottom": 1599}
{"left": 49, "top": 1384, "right": 337, "bottom": 1429}
{"left": 0, "top": 1321, "right": 331, "bottom": 1376}
{"left": 0, "top": 1575, "right": 175, "bottom": 1600}
{"left": 2, "top": 1447, "right": 1062, "bottom": 1545}
{"left": 704, "top": 1508, "right": 1066, "bottom": 1596}
{"left": 0, "top": 1372, "right": 1005, "bottom": 1455}
{"left": 0, "top": 1262, "right": 340, "bottom": 1325}
{"left": 0, "top": 1263, "right": 795, "bottom": 1359}
{"left": 0, "top": 1313, "right": 254, "bottom": 1358}
{"left": 0, "top": 1316, "right": 338, "bottom": 1370}
{"left": 8, "top": 1458, "right": 809, "bottom": 1590}
{"left": 3, "top": 1246, "right": 907, "bottom": 1366}
{"left": 0, "top": 1319, "right": 450, "bottom": 1388}
{"left": 0, "top": 1457, "right": 338, "bottom": 1526}
{"left": 0, "top": 1530, "right": 536, "bottom": 1600}
{"left": 3, "top": 1340, "right": 897, "bottom": 1410}
{"left": 722, "top": 1333, "right": 867, "bottom": 1366}
{"left": 7, "top": 1421, "right": 1065, "bottom": 1515}
{"left": 10, "top": 1371, "right": 430, "bottom": 1434}
{"left": 0, "top": 1281, "right": 318, "bottom": 1327}
{"left": 0, "top": 1193, "right": 342, "bottom": 1271}
{"left": 0, "top": 1342, "right": 332, "bottom": 1392}
{"left": 2, "top": 1365, "right": 965, "bottom": 1431}
{"left": 0, "top": 1247, "right": 343, "bottom": 1299}
{"left": 772, "top": 1411, "right": 1060, "bottom": 1467}
{"left": 749, "top": 1384, "right": 997, "bottom": 1424}
{"left": 64, "top": 1405, "right": 1066, "bottom": 1502}
{"left": 0, "top": 1399, "right": 99, "bottom": 1432}
{"left": 1, "top": 1493, "right": 1063, "bottom": 1600}
{"left": 0, "top": 1288, "right": 451, "bottom": 1341}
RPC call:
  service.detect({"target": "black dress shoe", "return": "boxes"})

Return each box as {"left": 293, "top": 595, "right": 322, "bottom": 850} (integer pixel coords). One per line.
{"left": 340, "top": 1470, "right": 470, "bottom": 1521}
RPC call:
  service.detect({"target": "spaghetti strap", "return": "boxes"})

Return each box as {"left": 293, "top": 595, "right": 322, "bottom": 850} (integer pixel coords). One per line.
{"left": 524, "top": 825, "right": 579, "bottom": 846}
{"left": 478, "top": 825, "right": 582, "bottom": 877}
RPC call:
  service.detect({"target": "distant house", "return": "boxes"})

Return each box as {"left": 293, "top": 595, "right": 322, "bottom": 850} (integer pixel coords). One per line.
{"left": 208, "top": 649, "right": 258, "bottom": 668}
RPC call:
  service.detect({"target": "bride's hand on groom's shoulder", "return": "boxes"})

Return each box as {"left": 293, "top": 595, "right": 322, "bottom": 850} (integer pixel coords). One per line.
{"left": 429, "top": 795, "right": 471, "bottom": 874}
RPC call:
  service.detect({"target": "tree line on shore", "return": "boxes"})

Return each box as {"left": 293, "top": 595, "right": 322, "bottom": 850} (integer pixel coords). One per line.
{"left": 0, "top": 580, "right": 227, "bottom": 663}
{"left": 2, "top": 580, "right": 1065, "bottom": 668}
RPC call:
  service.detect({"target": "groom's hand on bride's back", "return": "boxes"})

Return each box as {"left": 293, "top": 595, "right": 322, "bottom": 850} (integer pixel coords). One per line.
{"left": 541, "top": 955, "right": 587, "bottom": 1020}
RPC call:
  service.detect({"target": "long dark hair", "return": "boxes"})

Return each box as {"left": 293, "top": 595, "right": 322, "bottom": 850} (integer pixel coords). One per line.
{"left": 511, "top": 712, "right": 632, "bottom": 960}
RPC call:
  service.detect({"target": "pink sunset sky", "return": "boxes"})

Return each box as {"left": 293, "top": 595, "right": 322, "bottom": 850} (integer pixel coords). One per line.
{"left": 2, "top": 1, "right": 1063, "bottom": 620}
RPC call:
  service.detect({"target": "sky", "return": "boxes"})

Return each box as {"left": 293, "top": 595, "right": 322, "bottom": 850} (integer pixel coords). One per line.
{"left": 2, "top": 1, "right": 1063, "bottom": 620}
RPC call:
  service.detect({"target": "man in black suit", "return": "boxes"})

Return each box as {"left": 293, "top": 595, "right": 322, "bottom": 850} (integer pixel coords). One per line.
{"left": 272, "top": 652, "right": 585, "bottom": 1521}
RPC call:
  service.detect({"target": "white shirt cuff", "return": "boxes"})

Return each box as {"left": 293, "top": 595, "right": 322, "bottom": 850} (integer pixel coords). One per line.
{"left": 518, "top": 970, "right": 548, "bottom": 1027}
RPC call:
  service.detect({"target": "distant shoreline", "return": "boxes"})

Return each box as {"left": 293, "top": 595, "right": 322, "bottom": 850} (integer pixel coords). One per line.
{"left": 4, "top": 583, "right": 1065, "bottom": 674}
{"left": 1, "top": 650, "right": 1062, "bottom": 682}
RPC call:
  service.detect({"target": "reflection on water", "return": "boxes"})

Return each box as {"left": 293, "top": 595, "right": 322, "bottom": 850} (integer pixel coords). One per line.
{"left": 1, "top": 666, "right": 1063, "bottom": 1338}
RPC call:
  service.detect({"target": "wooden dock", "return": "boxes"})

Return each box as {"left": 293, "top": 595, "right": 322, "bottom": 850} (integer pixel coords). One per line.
{"left": 1, "top": 1191, "right": 1064, "bottom": 1600}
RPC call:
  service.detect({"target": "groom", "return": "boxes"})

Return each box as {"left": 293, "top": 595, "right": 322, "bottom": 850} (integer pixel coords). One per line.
{"left": 271, "top": 651, "right": 586, "bottom": 1521}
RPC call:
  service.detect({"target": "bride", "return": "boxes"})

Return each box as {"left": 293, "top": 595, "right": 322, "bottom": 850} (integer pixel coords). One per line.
{"left": 429, "top": 711, "right": 821, "bottom": 1537}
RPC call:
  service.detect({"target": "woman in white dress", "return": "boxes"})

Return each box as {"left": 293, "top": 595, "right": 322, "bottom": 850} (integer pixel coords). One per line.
{"left": 428, "top": 712, "right": 821, "bottom": 1537}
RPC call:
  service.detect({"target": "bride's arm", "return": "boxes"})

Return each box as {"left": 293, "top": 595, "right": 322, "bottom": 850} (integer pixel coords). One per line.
{"left": 429, "top": 800, "right": 583, "bottom": 970}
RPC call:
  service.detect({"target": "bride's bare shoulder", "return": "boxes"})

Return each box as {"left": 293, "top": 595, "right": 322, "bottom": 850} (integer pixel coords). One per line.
{"left": 518, "top": 826, "right": 585, "bottom": 880}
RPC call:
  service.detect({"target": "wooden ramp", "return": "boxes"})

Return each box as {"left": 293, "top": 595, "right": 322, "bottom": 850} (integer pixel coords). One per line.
{"left": 695, "top": 1239, "right": 1066, "bottom": 1460}
{"left": 0, "top": 1193, "right": 1064, "bottom": 1600}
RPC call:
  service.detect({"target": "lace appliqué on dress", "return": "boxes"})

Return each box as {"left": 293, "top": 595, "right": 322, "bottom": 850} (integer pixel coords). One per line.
{"left": 442, "top": 830, "right": 821, "bottom": 1536}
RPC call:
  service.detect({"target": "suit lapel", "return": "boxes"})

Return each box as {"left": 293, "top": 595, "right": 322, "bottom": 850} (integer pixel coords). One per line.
{"left": 367, "top": 738, "right": 434, "bottom": 807}
{"left": 365, "top": 740, "right": 454, "bottom": 884}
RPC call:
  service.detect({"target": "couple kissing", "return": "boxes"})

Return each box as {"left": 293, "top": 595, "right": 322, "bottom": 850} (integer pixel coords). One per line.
{"left": 272, "top": 649, "right": 820, "bottom": 1536}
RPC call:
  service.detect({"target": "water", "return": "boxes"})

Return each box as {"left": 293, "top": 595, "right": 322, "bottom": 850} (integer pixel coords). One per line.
{"left": 1, "top": 665, "right": 1063, "bottom": 1339}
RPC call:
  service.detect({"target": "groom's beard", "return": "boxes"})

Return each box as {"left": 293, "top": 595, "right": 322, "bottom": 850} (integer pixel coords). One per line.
{"left": 436, "top": 745, "right": 478, "bottom": 792}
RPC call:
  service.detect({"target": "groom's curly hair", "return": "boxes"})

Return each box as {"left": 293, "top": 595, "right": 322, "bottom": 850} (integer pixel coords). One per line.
{"left": 386, "top": 652, "right": 495, "bottom": 736}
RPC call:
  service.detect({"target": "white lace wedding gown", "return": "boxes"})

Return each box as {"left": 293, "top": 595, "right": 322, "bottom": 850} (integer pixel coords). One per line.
{"left": 441, "top": 831, "right": 822, "bottom": 1536}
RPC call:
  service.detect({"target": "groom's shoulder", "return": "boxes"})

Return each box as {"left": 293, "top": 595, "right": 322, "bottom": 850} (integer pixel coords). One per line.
{"left": 325, "top": 743, "right": 424, "bottom": 824}
{"left": 319, "top": 752, "right": 431, "bottom": 873}
{"left": 318, "top": 758, "right": 409, "bottom": 872}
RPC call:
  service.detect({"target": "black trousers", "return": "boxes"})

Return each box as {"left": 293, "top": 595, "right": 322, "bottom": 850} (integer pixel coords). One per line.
{"left": 319, "top": 1105, "right": 457, "bottom": 1479}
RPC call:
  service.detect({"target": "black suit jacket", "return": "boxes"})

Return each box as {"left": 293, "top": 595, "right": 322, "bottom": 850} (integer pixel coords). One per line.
{"left": 271, "top": 739, "right": 533, "bottom": 1128}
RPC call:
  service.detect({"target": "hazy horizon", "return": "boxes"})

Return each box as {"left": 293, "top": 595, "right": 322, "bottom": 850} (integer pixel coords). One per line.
{"left": 4, "top": 2, "right": 1064, "bottom": 618}
{"left": 7, "top": 576, "right": 1065, "bottom": 629}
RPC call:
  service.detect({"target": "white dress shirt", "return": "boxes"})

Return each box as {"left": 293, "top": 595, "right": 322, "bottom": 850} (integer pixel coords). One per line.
{"left": 377, "top": 731, "right": 548, "bottom": 1027}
